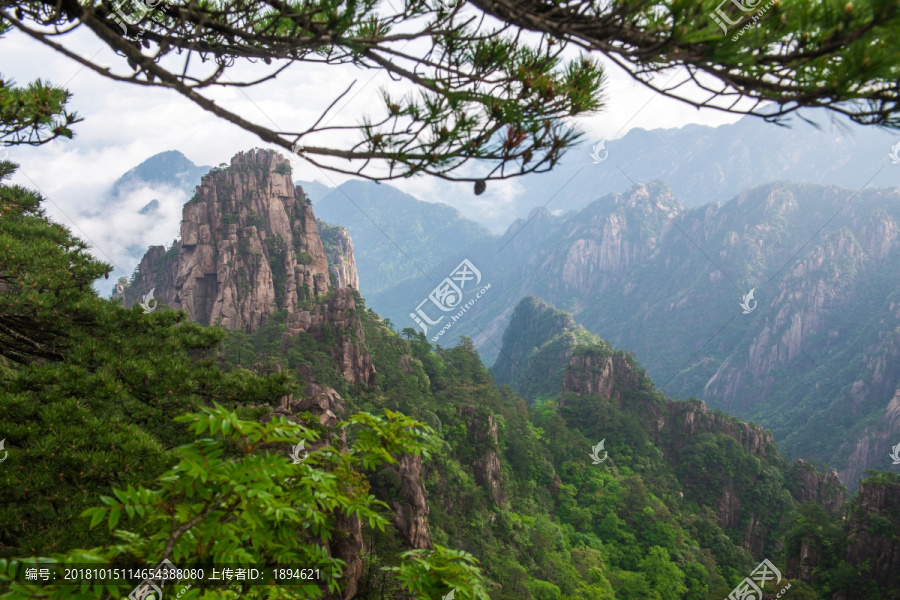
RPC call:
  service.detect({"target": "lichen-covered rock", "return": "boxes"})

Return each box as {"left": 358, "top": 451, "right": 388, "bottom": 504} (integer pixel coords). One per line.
{"left": 319, "top": 220, "right": 360, "bottom": 290}
{"left": 844, "top": 479, "right": 900, "bottom": 598}
{"left": 302, "top": 287, "right": 376, "bottom": 385}
{"left": 458, "top": 406, "right": 507, "bottom": 505}
{"left": 391, "top": 453, "right": 431, "bottom": 549}
{"left": 125, "top": 149, "right": 331, "bottom": 330}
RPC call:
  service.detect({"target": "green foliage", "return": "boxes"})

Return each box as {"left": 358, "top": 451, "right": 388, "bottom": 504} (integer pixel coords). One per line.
{"left": 0, "top": 57, "right": 80, "bottom": 146}
{"left": 0, "top": 405, "right": 441, "bottom": 599}
{"left": 386, "top": 546, "right": 491, "bottom": 600}
{"left": 5, "top": 157, "right": 900, "bottom": 599}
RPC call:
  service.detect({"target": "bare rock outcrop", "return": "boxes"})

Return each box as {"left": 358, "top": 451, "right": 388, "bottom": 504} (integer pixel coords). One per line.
{"left": 458, "top": 406, "right": 507, "bottom": 505}
{"left": 788, "top": 459, "right": 846, "bottom": 516}
{"left": 391, "top": 454, "right": 431, "bottom": 549}
{"left": 659, "top": 399, "right": 775, "bottom": 457}
{"left": 300, "top": 287, "right": 376, "bottom": 385}
{"left": 844, "top": 479, "right": 900, "bottom": 598}
{"left": 125, "top": 149, "right": 331, "bottom": 330}
{"left": 562, "top": 351, "right": 643, "bottom": 406}
{"left": 318, "top": 220, "right": 360, "bottom": 290}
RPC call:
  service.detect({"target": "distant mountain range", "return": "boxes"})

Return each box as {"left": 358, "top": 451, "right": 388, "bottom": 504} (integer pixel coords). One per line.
{"left": 431, "top": 108, "right": 900, "bottom": 232}
{"left": 105, "top": 107, "right": 900, "bottom": 277}
{"left": 373, "top": 180, "right": 900, "bottom": 488}
{"left": 305, "top": 179, "right": 494, "bottom": 296}
{"left": 106, "top": 113, "right": 900, "bottom": 488}
{"left": 110, "top": 149, "right": 211, "bottom": 201}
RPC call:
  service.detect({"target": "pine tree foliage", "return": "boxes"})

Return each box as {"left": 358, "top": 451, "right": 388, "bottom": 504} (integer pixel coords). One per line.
{"left": 0, "top": 24, "right": 80, "bottom": 147}
{"left": 470, "top": 0, "right": 900, "bottom": 127}
{"left": 4, "top": 0, "right": 900, "bottom": 183}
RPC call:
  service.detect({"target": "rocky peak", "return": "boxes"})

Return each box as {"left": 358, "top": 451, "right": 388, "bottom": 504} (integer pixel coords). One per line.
{"left": 788, "top": 459, "right": 846, "bottom": 515}
{"left": 562, "top": 349, "right": 643, "bottom": 404}
{"left": 318, "top": 220, "right": 360, "bottom": 290}
{"left": 493, "top": 296, "right": 576, "bottom": 386}
{"left": 125, "top": 148, "right": 331, "bottom": 331}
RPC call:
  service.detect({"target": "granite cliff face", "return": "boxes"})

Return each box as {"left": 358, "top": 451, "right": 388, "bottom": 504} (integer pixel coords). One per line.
{"left": 125, "top": 150, "right": 381, "bottom": 598}
{"left": 319, "top": 220, "right": 360, "bottom": 291}
{"left": 458, "top": 406, "right": 507, "bottom": 505}
{"left": 282, "top": 287, "right": 376, "bottom": 385}
{"left": 125, "top": 149, "right": 332, "bottom": 330}
{"left": 786, "top": 459, "right": 846, "bottom": 516}
{"left": 126, "top": 149, "right": 375, "bottom": 387}
{"left": 447, "top": 181, "right": 900, "bottom": 489}
{"left": 844, "top": 478, "right": 900, "bottom": 598}
{"left": 562, "top": 351, "right": 643, "bottom": 404}
{"left": 500, "top": 295, "right": 858, "bottom": 557}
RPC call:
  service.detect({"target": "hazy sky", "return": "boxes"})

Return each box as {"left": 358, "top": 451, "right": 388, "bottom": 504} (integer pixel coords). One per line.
{"left": 2, "top": 13, "right": 743, "bottom": 283}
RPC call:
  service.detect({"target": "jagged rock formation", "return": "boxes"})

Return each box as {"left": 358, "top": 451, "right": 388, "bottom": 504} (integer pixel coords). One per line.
{"left": 458, "top": 406, "right": 507, "bottom": 505}
{"left": 787, "top": 459, "right": 846, "bottom": 516}
{"left": 657, "top": 398, "right": 775, "bottom": 457}
{"left": 126, "top": 150, "right": 378, "bottom": 598}
{"left": 264, "top": 366, "right": 362, "bottom": 600}
{"left": 126, "top": 149, "right": 375, "bottom": 386}
{"left": 280, "top": 287, "right": 375, "bottom": 385}
{"left": 844, "top": 478, "right": 900, "bottom": 598}
{"left": 318, "top": 220, "right": 359, "bottom": 290}
{"left": 563, "top": 350, "right": 644, "bottom": 404}
{"left": 390, "top": 454, "right": 431, "bottom": 549}
{"left": 125, "top": 149, "right": 331, "bottom": 331}
{"left": 408, "top": 180, "right": 900, "bottom": 489}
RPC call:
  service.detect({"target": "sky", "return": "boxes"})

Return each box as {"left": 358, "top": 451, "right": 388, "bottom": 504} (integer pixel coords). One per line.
{"left": 1, "top": 8, "right": 744, "bottom": 283}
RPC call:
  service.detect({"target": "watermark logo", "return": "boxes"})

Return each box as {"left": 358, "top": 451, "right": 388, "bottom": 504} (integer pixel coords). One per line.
{"left": 139, "top": 288, "right": 158, "bottom": 314}
{"left": 127, "top": 558, "right": 175, "bottom": 600}
{"left": 442, "top": 590, "right": 456, "bottom": 600}
{"left": 410, "top": 259, "right": 491, "bottom": 342}
{"left": 889, "top": 442, "right": 900, "bottom": 465}
{"left": 108, "top": 0, "right": 165, "bottom": 41}
{"left": 589, "top": 439, "right": 608, "bottom": 464}
{"left": 289, "top": 140, "right": 305, "bottom": 163}
{"left": 710, "top": 0, "right": 762, "bottom": 33}
{"left": 432, "top": 0, "right": 461, "bottom": 10}
{"left": 711, "top": 0, "right": 776, "bottom": 40}
{"left": 290, "top": 440, "right": 308, "bottom": 464}
{"left": 889, "top": 141, "right": 900, "bottom": 165}
{"left": 726, "top": 558, "right": 789, "bottom": 600}
{"left": 739, "top": 288, "right": 757, "bottom": 314}
{"left": 590, "top": 140, "right": 608, "bottom": 164}
{"left": 0, "top": 439, "right": 7, "bottom": 463}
